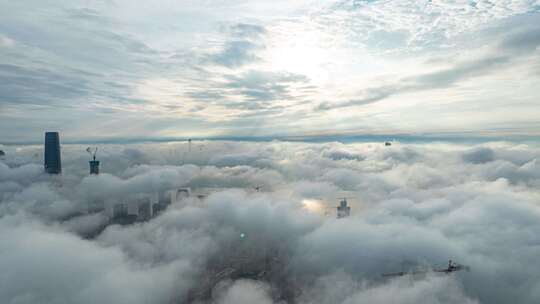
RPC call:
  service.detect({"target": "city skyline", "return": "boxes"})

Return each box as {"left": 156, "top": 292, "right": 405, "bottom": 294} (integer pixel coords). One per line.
{"left": 2, "top": 139, "right": 540, "bottom": 303}
{"left": 1, "top": 2, "right": 540, "bottom": 303}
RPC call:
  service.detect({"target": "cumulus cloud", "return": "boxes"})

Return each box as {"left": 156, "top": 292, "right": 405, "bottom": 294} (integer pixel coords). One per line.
{"left": 1, "top": 140, "right": 540, "bottom": 303}
{"left": 0, "top": 216, "right": 192, "bottom": 304}
{"left": 300, "top": 272, "right": 479, "bottom": 304}
{"left": 214, "top": 280, "right": 274, "bottom": 304}
{"left": 462, "top": 147, "right": 495, "bottom": 164}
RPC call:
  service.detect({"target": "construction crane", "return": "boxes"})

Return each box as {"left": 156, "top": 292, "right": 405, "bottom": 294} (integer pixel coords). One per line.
{"left": 86, "top": 147, "right": 97, "bottom": 161}
{"left": 382, "top": 260, "right": 471, "bottom": 277}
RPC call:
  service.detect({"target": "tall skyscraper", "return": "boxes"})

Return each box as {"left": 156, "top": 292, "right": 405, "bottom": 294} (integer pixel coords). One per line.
{"left": 44, "top": 132, "right": 62, "bottom": 174}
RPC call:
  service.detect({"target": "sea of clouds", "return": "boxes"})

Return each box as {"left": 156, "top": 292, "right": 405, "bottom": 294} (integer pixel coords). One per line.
{"left": 1, "top": 140, "right": 539, "bottom": 304}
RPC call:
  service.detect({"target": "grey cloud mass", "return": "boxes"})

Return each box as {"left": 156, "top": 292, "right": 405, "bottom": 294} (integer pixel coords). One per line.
{"left": 1, "top": 2, "right": 540, "bottom": 302}
{"left": 225, "top": 70, "right": 311, "bottom": 104}
{"left": 1, "top": 140, "right": 540, "bottom": 303}
{"left": 209, "top": 24, "right": 267, "bottom": 67}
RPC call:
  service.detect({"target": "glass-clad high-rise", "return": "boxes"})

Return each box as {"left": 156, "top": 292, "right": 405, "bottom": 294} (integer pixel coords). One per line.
{"left": 44, "top": 132, "right": 61, "bottom": 174}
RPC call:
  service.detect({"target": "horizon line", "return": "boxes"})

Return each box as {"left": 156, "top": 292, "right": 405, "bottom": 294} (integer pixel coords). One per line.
{"left": 2, "top": 132, "right": 540, "bottom": 146}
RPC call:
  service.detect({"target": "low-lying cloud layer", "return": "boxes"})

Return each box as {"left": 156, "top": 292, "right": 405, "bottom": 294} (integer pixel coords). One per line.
{"left": 1, "top": 140, "right": 539, "bottom": 303}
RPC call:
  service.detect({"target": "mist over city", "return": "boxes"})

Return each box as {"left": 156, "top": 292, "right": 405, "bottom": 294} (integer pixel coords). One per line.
{"left": 1, "top": 1, "right": 540, "bottom": 304}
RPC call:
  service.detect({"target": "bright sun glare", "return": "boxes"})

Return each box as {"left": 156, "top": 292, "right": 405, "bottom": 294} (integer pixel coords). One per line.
{"left": 266, "top": 42, "right": 329, "bottom": 84}
{"left": 302, "top": 199, "right": 325, "bottom": 213}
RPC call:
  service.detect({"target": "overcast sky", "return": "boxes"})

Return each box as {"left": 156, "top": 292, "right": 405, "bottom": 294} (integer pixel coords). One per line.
{"left": 1, "top": 0, "right": 539, "bottom": 142}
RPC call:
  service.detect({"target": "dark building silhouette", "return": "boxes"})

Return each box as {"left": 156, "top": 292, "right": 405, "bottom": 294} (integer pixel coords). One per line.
{"left": 112, "top": 203, "right": 137, "bottom": 225}
{"left": 87, "top": 199, "right": 104, "bottom": 213}
{"left": 87, "top": 147, "right": 99, "bottom": 175}
{"left": 152, "top": 203, "right": 165, "bottom": 215}
{"left": 113, "top": 203, "right": 128, "bottom": 217}
{"left": 138, "top": 201, "right": 153, "bottom": 221}
{"left": 337, "top": 198, "right": 350, "bottom": 218}
{"left": 89, "top": 159, "right": 100, "bottom": 174}
{"left": 44, "top": 132, "right": 62, "bottom": 174}
{"left": 153, "top": 191, "right": 172, "bottom": 215}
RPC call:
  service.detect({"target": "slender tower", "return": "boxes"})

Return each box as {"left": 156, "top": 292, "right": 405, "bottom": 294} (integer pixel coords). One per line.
{"left": 89, "top": 157, "right": 99, "bottom": 175}
{"left": 87, "top": 147, "right": 100, "bottom": 175}
{"left": 44, "top": 132, "right": 62, "bottom": 174}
